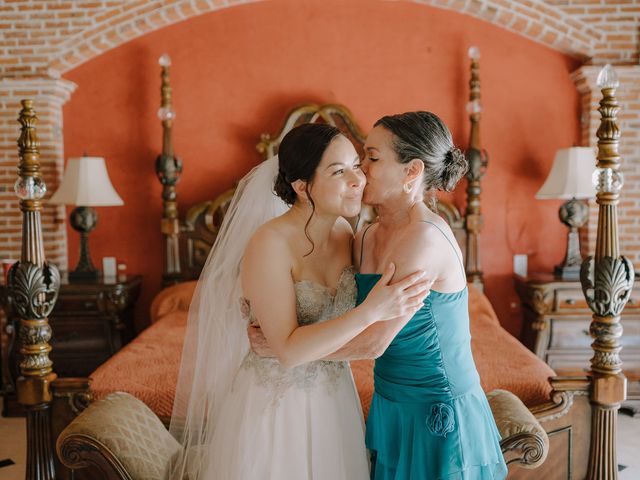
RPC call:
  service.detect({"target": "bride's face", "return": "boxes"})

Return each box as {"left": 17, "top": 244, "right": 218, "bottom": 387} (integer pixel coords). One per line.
{"left": 307, "top": 135, "right": 365, "bottom": 218}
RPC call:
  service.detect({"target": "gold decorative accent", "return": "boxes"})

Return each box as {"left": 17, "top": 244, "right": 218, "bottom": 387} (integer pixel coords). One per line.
{"left": 53, "top": 389, "right": 93, "bottom": 416}
{"left": 256, "top": 104, "right": 367, "bottom": 160}
{"left": 530, "top": 377, "right": 590, "bottom": 422}
{"left": 7, "top": 261, "right": 59, "bottom": 321}
{"left": 97, "top": 285, "right": 129, "bottom": 315}
{"left": 500, "top": 432, "right": 547, "bottom": 467}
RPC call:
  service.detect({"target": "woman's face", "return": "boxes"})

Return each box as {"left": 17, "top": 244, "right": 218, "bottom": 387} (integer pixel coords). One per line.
{"left": 361, "top": 125, "right": 406, "bottom": 205}
{"left": 307, "top": 135, "right": 365, "bottom": 218}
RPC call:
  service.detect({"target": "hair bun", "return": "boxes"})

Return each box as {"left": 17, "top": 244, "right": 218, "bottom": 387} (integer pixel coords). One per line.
{"left": 274, "top": 170, "right": 297, "bottom": 205}
{"left": 440, "top": 147, "right": 468, "bottom": 192}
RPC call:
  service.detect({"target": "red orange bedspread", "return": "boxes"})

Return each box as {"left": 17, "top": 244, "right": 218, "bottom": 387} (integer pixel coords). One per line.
{"left": 90, "top": 282, "right": 554, "bottom": 420}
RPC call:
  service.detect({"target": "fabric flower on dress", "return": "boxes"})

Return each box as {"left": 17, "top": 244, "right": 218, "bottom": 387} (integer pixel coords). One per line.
{"left": 426, "top": 403, "right": 455, "bottom": 437}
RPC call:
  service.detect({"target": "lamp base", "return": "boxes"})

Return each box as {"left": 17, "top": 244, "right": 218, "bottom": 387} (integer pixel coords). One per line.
{"left": 69, "top": 206, "right": 99, "bottom": 283}
{"left": 555, "top": 198, "right": 588, "bottom": 281}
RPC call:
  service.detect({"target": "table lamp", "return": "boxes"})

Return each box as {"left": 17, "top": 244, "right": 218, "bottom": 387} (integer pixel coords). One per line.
{"left": 50, "top": 156, "right": 124, "bottom": 281}
{"left": 536, "top": 147, "right": 596, "bottom": 279}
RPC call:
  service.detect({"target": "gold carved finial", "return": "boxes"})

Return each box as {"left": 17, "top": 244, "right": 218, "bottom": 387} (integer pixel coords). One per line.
{"left": 464, "top": 46, "right": 486, "bottom": 290}
{"left": 17, "top": 99, "right": 42, "bottom": 186}
{"left": 581, "top": 63, "right": 633, "bottom": 480}
{"left": 156, "top": 54, "right": 182, "bottom": 285}
{"left": 9, "top": 100, "right": 60, "bottom": 479}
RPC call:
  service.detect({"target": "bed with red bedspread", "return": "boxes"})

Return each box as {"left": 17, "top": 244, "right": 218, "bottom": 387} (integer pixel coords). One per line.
{"left": 89, "top": 281, "right": 554, "bottom": 422}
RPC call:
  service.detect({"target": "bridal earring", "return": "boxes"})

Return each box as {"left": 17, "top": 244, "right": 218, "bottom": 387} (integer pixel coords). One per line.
{"left": 403, "top": 182, "right": 413, "bottom": 194}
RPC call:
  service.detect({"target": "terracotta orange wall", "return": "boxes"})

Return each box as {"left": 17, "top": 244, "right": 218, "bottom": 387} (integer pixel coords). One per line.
{"left": 63, "top": 0, "right": 580, "bottom": 335}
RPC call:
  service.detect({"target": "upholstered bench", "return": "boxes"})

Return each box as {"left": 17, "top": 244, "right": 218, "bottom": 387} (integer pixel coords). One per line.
{"left": 57, "top": 390, "right": 549, "bottom": 479}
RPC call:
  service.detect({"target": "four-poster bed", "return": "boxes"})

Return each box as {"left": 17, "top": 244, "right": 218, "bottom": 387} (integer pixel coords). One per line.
{"left": 4, "top": 54, "right": 632, "bottom": 480}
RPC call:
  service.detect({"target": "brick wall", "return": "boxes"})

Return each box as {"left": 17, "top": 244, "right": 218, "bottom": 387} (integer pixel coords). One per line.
{"left": 0, "top": 0, "right": 639, "bottom": 269}
{"left": 0, "top": 77, "right": 75, "bottom": 266}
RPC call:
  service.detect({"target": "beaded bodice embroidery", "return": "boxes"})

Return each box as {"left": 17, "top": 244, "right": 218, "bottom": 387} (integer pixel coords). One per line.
{"left": 239, "top": 267, "right": 356, "bottom": 403}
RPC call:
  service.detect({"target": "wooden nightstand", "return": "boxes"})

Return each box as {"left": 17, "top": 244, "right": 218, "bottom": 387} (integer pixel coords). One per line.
{"left": 515, "top": 272, "right": 640, "bottom": 400}
{"left": 0, "top": 274, "right": 142, "bottom": 416}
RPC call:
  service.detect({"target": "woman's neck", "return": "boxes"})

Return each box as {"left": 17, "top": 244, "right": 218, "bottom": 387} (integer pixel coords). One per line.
{"left": 287, "top": 202, "right": 338, "bottom": 250}
{"left": 375, "top": 193, "right": 424, "bottom": 230}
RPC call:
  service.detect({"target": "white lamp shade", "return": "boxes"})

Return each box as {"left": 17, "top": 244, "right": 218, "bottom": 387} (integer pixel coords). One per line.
{"left": 50, "top": 156, "right": 124, "bottom": 207}
{"left": 536, "top": 147, "right": 596, "bottom": 200}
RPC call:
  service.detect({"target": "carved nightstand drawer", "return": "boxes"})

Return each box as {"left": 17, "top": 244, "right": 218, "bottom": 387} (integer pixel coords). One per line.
{"left": 550, "top": 317, "right": 640, "bottom": 350}
{"left": 554, "top": 289, "right": 588, "bottom": 311}
{"left": 549, "top": 318, "right": 591, "bottom": 349}
{"left": 54, "top": 294, "right": 101, "bottom": 315}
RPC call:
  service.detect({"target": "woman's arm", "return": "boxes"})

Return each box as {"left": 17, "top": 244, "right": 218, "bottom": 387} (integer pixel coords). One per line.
{"left": 328, "top": 223, "right": 445, "bottom": 360}
{"left": 248, "top": 290, "right": 430, "bottom": 361}
{"left": 241, "top": 226, "right": 429, "bottom": 368}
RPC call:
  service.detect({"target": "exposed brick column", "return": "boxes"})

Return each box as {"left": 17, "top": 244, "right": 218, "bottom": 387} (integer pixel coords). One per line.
{"left": 0, "top": 78, "right": 76, "bottom": 269}
{"left": 572, "top": 65, "right": 640, "bottom": 269}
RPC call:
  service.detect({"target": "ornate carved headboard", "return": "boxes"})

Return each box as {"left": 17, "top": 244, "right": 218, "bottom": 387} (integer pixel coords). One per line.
{"left": 156, "top": 54, "right": 485, "bottom": 289}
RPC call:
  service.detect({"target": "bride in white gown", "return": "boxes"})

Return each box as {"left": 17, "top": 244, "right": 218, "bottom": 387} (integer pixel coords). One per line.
{"left": 168, "top": 124, "right": 429, "bottom": 479}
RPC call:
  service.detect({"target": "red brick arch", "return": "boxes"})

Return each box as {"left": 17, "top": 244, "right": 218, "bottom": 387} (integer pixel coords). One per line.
{"left": 48, "top": 0, "right": 599, "bottom": 75}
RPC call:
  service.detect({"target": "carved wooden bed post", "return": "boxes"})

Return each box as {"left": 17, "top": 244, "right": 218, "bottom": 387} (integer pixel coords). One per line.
{"left": 581, "top": 64, "right": 634, "bottom": 480}
{"left": 8, "top": 100, "right": 61, "bottom": 480}
{"left": 464, "top": 46, "right": 487, "bottom": 291}
{"left": 155, "top": 54, "right": 183, "bottom": 286}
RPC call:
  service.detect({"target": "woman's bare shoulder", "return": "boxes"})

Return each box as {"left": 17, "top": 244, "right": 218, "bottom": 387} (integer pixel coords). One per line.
{"left": 246, "top": 217, "right": 292, "bottom": 256}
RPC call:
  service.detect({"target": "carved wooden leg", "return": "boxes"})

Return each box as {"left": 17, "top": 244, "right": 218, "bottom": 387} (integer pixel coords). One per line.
{"left": 587, "top": 402, "right": 619, "bottom": 480}
{"left": 23, "top": 399, "right": 57, "bottom": 479}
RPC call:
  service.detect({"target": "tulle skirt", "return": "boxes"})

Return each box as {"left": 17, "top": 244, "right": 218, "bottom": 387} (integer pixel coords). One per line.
{"left": 203, "top": 354, "right": 370, "bottom": 479}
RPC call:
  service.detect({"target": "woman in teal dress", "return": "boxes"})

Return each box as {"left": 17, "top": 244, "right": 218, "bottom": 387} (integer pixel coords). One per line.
{"left": 353, "top": 111, "right": 507, "bottom": 479}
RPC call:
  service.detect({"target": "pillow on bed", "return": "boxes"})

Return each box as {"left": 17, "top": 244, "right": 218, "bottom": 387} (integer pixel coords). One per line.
{"left": 467, "top": 284, "right": 501, "bottom": 328}
{"left": 150, "top": 281, "right": 198, "bottom": 323}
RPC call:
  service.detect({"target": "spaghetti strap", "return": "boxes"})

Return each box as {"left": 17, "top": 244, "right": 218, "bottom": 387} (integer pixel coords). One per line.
{"left": 419, "top": 221, "right": 466, "bottom": 279}
{"left": 359, "top": 223, "right": 375, "bottom": 268}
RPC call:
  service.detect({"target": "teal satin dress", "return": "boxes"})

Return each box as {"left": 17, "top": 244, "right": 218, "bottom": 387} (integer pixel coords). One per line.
{"left": 356, "top": 223, "right": 507, "bottom": 479}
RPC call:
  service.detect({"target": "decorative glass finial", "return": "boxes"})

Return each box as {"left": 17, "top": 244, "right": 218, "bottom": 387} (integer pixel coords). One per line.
{"left": 14, "top": 176, "right": 46, "bottom": 200}
{"left": 592, "top": 167, "right": 623, "bottom": 194}
{"left": 157, "top": 107, "right": 175, "bottom": 121}
{"left": 468, "top": 46, "right": 480, "bottom": 60}
{"left": 596, "top": 64, "right": 619, "bottom": 89}
{"left": 159, "top": 54, "right": 172, "bottom": 67}
{"left": 466, "top": 100, "right": 482, "bottom": 114}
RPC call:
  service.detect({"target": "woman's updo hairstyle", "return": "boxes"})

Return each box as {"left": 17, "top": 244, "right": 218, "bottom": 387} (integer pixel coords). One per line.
{"left": 274, "top": 123, "right": 342, "bottom": 205}
{"left": 374, "top": 111, "right": 468, "bottom": 192}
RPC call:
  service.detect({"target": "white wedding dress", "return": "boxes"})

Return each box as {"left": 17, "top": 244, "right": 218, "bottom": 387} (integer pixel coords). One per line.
{"left": 201, "top": 267, "right": 369, "bottom": 479}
